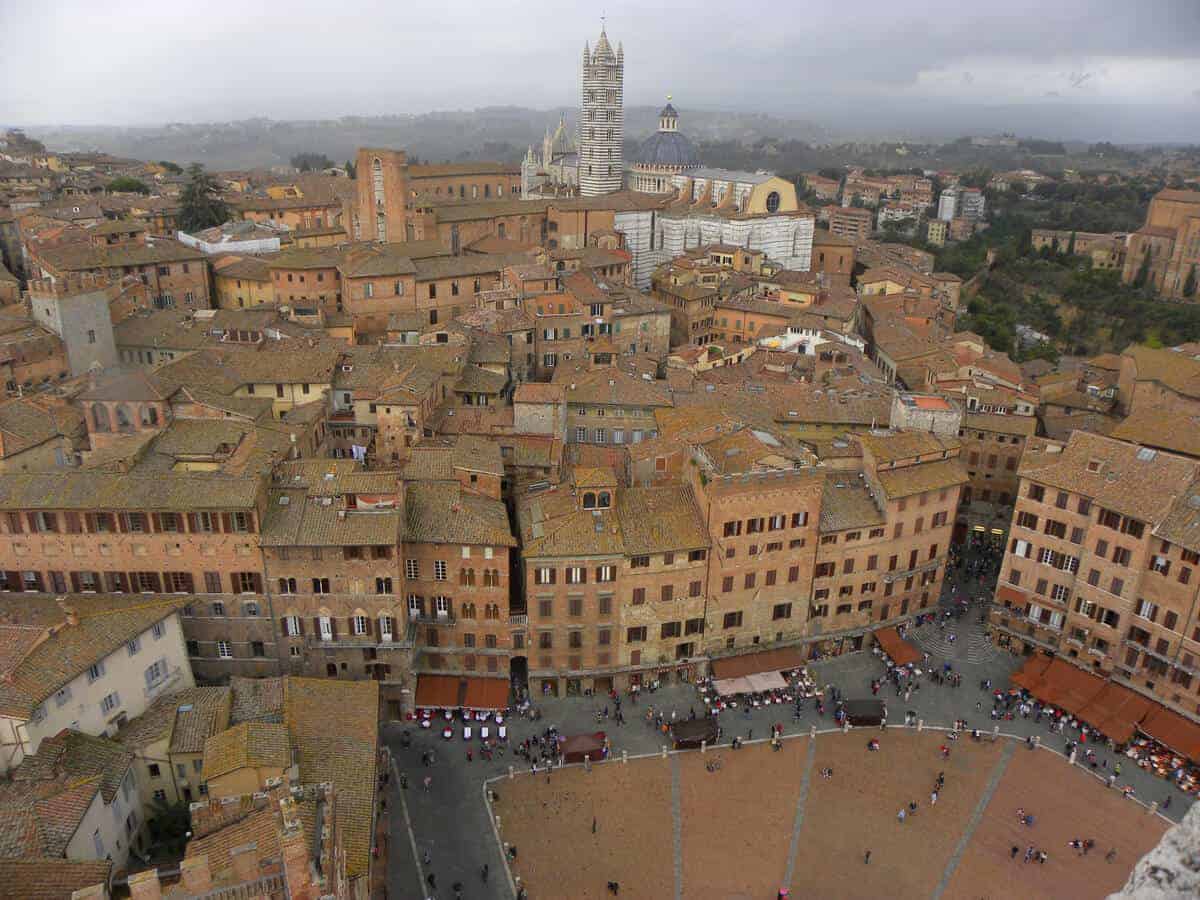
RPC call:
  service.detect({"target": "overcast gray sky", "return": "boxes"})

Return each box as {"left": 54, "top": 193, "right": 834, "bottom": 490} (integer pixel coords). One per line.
{"left": 3, "top": 0, "right": 1199, "bottom": 140}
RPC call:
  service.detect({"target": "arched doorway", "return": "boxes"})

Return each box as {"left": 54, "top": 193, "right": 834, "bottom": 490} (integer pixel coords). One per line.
{"left": 510, "top": 655, "right": 528, "bottom": 698}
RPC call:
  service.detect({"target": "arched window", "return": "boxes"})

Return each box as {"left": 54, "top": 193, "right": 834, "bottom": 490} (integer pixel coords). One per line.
{"left": 460, "top": 568, "right": 475, "bottom": 586}
{"left": 766, "top": 191, "right": 781, "bottom": 213}
{"left": 114, "top": 404, "right": 133, "bottom": 432}
{"left": 91, "top": 403, "right": 110, "bottom": 432}
{"left": 598, "top": 491, "right": 611, "bottom": 509}
{"left": 582, "top": 492, "right": 596, "bottom": 509}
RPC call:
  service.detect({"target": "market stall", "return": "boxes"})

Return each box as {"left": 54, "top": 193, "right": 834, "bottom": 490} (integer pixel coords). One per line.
{"left": 671, "top": 717, "right": 719, "bottom": 750}
{"left": 1008, "top": 654, "right": 1053, "bottom": 692}
{"left": 843, "top": 699, "right": 886, "bottom": 726}
{"left": 709, "top": 646, "right": 807, "bottom": 680}
{"left": 1075, "top": 683, "right": 1155, "bottom": 745}
{"left": 873, "top": 626, "right": 921, "bottom": 667}
{"left": 559, "top": 732, "right": 607, "bottom": 764}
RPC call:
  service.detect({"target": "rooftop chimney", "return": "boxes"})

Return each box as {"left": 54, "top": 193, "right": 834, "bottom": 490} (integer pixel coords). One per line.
{"left": 127, "top": 869, "right": 163, "bottom": 900}
{"left": 180, "top": 856, "right": 213, "bottom": 895}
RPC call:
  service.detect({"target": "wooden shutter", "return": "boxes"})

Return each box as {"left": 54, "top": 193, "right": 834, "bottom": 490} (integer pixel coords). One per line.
{"left": 312, "top": 617, "right": 321, "bottom": 637}
{"left": 65, "top": 512, "right": 81, "bottom": 534}
{"left": 374, "top": 616, "right": 383, "bottom": 641}
{"left": 220, "top": 513, "right": 233, "bottom": 534}
{"left": 329, "top": 618, "right": 338, "bottom": 639}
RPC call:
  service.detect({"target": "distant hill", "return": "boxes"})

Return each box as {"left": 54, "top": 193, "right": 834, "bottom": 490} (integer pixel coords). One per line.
{"left": 22, "top": 107, "right": 829, "bottom": 171}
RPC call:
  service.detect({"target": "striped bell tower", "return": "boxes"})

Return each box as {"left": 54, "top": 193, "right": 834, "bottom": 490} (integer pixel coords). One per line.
{"left": 579, "top": 26, "right": 624, "bottom": 197}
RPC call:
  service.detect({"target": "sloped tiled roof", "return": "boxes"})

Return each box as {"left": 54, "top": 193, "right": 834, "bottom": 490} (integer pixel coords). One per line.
{"left": 284, "top": 678, "right": 378, "bottom": 878}
{"left": 0, "top": 595, "right": 186, "bottom": 719}
{"left": 202, "top": 722, "right": 291, "bottom": 782}
{"left": 617, "top": 486, "right": 708, "bottom": 555}
{"left": 874, "top": 458, "right": 968, "bottom": 500}
{"left": 11, "top": 731, "right": 132, "bottom": 804}
{"left": 1019, "top": 431, "right": 1200, "bottom": 524}
{"left": 229, "top": 676, "right": 285, "bottom": 725}
{"left": 0, "top": 858, "right": 111, "bottom": 899}
{"left": 820, "top": 475, "right": 886, "bottom": 533}
{"left": 115, "top": 686, "right": 231, "bottom": 753}
{"left": 404, "top": 482, "right": 515, "bottom": 547}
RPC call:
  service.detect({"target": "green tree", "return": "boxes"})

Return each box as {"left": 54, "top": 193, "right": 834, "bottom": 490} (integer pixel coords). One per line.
{"left": 290, "top": 152, "right": 333, "bottom": 172}
{"left": 1133, "top": 247, "right": 1151, "bottom": 289}
{"left": 345, "top": 159, "right": 357, "bottom": 179}
{"left": 1065, "top": 231, "right": 1076, "bottom": 257}
{"left": 178, "top": 164, "right": 229, "bottom": 233}
{"left": 107, "top": 176, "right": 150, "bottom": 194}
{"left": 157, "top": 160, "right": 182, "bottom": 174}
{"left": 146, "top": 797, "right": 191, "bottom": 858}
{"left": 1184, "top": 264, "right": 1197, "bottom": 299}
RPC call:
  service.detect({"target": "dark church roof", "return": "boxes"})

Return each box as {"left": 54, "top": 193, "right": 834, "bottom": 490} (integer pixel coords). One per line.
{"left": 635, "top": 130, "right": 700, "bottom": 168}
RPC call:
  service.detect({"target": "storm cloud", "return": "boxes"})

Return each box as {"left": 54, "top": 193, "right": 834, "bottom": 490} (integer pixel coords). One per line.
{"left": 2, "top": 0, "right": 1199, "bottom": 140}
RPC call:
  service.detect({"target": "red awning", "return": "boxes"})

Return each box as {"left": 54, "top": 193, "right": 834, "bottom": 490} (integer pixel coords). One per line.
{"left": 1138, "top": 706, "right": 1200, "bottom": 763}
{"left": 874, "top": 626, "right": 921, "bottom": 666}
{"left": 1032, "top": 658, "right": 1106, "bottom": 716}
{"left": 710, "top": 646, "right": 807, "bottom": 680}
{"left": 463, "top": 677, "right": 509, "bottom": 711}
{"left": 417, "top": 675, "right": 509, "bottom": 710}
{"left": 1009, "top": 654, "right": 1052, "bottom": 691}
{"left": 415, "top": 674, "right": 463, "bottom": 709}
{"left": 1076, "top": 683, "right": 1155, "bottom": 745}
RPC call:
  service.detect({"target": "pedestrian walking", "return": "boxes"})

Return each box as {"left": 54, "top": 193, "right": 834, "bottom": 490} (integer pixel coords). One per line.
{"left": 426, "top": 872, "right": 437, "bottom": 890}
{"left": 1010, "top": 845, "right": 1019, "bottom": 860}
{"left": 931, "top": 790, "right": 938, "bottom": 805}
{"left": 422, "top": 849, "right": 431, "bottom": 866}
{"left": 897, "top": 808, "right": 906, "bottom": 823}
{"left": 481, "top": 863, "right": 489, "bottom": 882}
{"left": 864, "top": 849, "right": 871, "bottom": 864}
{"left": 423, "top": 775, "right": 432, "bottom": 792}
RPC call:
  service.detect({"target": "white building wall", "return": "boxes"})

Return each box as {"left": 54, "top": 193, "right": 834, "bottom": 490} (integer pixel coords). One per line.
{"left": 615, "top": 212, "right": 815, "bottom": 290}
{"left": 64, "top": 768, "right": 146, "bottom": 871}
{"left": 8, "top": 613, "right": 193, "bottom": 774}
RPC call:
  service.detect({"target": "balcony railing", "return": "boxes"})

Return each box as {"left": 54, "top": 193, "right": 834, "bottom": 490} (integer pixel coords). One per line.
{"left": 509, "top": 614, "right": 528, "bottom": 626}
{"left": 305, "top": 634, "right": 412, "bottom": 650}
{"left": 143, "top": 665, "right": 185, "bottom": 699}
{"left": 411, "top": 611, "right": 456, "bottom": 626}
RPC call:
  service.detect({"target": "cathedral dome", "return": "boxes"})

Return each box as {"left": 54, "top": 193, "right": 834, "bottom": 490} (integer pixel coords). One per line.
{"left": 635, "top": 130, "right": 700, "bottom": 168}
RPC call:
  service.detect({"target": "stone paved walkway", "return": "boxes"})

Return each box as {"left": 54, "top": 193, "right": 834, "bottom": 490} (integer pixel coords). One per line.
{"left": 783, "top": 737, "right": 817, "bottom": 885}
{"left": 670, "top": 754, "right": 683, "bottom": 900}
{"left": 931, "top": 740, "right": 1016, "bottom": 898}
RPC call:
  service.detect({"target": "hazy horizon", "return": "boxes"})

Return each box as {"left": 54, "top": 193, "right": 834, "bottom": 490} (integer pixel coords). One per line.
{"left": 3, "top": 0, "right": 1200, "bottom": 144}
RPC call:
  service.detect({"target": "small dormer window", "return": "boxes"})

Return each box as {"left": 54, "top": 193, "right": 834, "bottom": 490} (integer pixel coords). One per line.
{"left": 598, "top": 491, "right": 611, "bottom": 508}
{"left": 583, "top": 492, "right": 597, "bottom": 509}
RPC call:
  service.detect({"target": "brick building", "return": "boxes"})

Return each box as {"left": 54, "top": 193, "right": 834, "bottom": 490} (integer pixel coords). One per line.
{"left": 991, "top": 432, "right": 1200, "bottom": 720}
